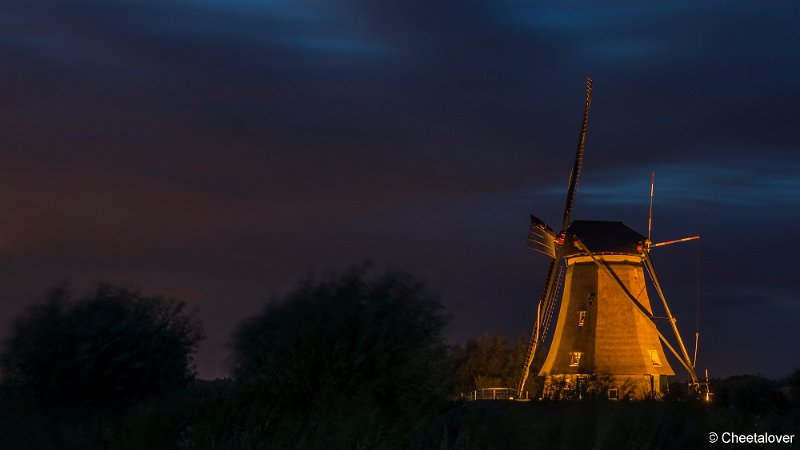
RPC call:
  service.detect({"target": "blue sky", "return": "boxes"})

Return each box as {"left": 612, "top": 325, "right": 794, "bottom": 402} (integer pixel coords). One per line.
{"left": 0, "top": 0, "right": 798, "bottom": 379}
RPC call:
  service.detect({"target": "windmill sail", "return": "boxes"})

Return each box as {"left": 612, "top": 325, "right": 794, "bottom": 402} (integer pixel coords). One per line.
{"left": 527, "top": 215, "right": 557, "bottom": 258}
{"left": 561, "top": 78, "right": 592, "bottom": 231}
{"left": 517, "top": 77, "right": 593, "bottom": 396}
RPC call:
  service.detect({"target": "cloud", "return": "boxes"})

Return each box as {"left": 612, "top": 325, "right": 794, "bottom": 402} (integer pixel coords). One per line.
{"left": 528, "top": 154, "right": 800, "bottom": 214}
{"left": 0, "top": 0, "right": 797, "bottom": 379}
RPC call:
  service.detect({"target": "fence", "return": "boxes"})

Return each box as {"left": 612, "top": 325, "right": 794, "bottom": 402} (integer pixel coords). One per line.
{"left": 469, "top": 387, "right": 521, "bottom": 401}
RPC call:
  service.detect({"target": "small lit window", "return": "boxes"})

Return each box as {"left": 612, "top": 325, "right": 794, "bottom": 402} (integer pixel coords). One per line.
{"left": 569, "top": 352, "right": 582, "bottom": 366}
{"left": 577, "top": 310, "right": 586, "bottom": 327}
{"left": 648, "top": 350, "right": 662, "bottom": 367}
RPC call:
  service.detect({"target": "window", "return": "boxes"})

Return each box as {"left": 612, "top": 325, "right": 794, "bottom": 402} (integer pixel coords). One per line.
{"left": 569, "top": 352, "right": 582, "bottom": 367}
{"left": 577, "top": 310, "right": 586, "bottom": 327}
{"left": 648, "top": 350, "right": 662, "bottom": 367}
{"left": 608, "top": 388, "right": 619, "bottom": 400}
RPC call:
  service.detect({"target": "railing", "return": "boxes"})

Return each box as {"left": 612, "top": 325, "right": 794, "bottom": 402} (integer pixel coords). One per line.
{"left": 469, "top": 387, "right": 521, "bottom": 401}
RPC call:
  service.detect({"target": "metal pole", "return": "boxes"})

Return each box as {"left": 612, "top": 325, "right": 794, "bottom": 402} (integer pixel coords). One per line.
{"left": 643, "top": 252, "right": 699, "bottom": 384}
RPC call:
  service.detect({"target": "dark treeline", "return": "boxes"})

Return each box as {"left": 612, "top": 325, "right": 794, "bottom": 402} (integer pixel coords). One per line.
{"left": 1, "top": 266, "right": 798, "bottom": 449}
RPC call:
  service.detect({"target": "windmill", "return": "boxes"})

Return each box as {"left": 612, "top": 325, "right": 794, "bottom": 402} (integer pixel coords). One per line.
{"left": 517, "top": 78, "right": 704, "bottom": 400}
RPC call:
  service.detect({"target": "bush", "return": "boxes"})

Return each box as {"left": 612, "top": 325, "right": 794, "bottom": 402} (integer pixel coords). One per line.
{"left": 0, "top": 284, "right": 203, "bottom": 414}
{"left": 225, "top": 266, "right": 449, "bottom": 448}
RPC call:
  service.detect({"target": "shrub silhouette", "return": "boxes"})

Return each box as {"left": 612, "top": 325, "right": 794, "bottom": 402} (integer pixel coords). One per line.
{"left": 0, "top": 284, "right": 203, "bottom": 414}
{"left": 227, "top": 266, "right": 449, "bottom": 448}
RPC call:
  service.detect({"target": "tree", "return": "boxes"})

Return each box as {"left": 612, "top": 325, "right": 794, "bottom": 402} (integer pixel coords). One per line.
{"left": 714, "top": 375, "right": 777, "bottom": 414}
{"left": 787, "top": 367, "right": 800, "bottom": 404}
{"left": 227, "top": 266, "right": 449, "bottom": 448}
{"left": 449, "top": 333, "right": 528, "bottom": 397}
{"left": 0, "top": 284, "right": 203, "bottom": 414}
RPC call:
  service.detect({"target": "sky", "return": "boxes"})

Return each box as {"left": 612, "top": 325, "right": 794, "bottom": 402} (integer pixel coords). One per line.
{"left": 0, "top": 0, "right": 798, "bottom": 380}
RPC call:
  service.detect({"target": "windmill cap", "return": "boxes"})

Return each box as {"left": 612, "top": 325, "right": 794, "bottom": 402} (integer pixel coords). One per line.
{"left": 563, "top": 220, "right": 645, "bottom": 257}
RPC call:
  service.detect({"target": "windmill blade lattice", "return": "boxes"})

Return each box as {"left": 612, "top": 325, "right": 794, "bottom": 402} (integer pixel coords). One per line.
{"left": 517, "top": 77, "right": 593, "bottom": 396}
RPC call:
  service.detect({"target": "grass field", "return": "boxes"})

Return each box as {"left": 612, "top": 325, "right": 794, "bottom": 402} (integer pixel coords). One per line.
{"left": 1, "top": 378, "right": 797, "bottom": 450}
